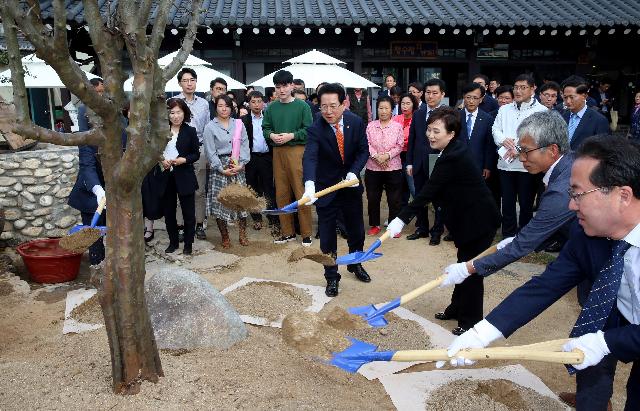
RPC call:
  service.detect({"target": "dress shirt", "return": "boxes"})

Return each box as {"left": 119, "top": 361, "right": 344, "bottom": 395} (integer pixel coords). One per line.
{"left": 600, "top": 92, "right": 609, "bottom": 112}
{"left": 571, "top": 104, "right": 589, "bottom": 124}
{"left": 203, "top": 117, "right": 250, "bottom": 172}
{"left": 251, "top": 112, "right": 269, "bottom": 153}
{"left": 175, "top": 93, "right": 210, "bottom": 142}
{"left": 464, "top": 108, "right": 478, "bottom": 137}
{"left": 542, "top": 155, "right": 563, "bottom": 187}
{"left": 163, "top": 131, "right": 179, "bottom": 160}
{"left": 618, "top": 222, "right": 640, "bottom": 324}
{"left": 365, "top": 119, "right": 404, "bottom": 171}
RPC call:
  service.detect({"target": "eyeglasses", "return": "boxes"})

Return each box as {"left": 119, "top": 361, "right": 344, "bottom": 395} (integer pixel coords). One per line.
{"left": 320, "top": 104, "right": 342, "bottom": 113}
{"left": 567, "top": 187, "right": 608, "bottom": 203}
{"left": 513, "top": 85, "right": 531, "bottom": 91}
{"left": 180, "top": 78, "right": 196, "bottom": 84}
{"left": 515, "top": 144, "right": 549, "bottom": 158}
{"left": 541, "top": 93, "right": 558, "bottom": 99}
{"left": 464, "top": 95, "right": 481, "bottom": 101}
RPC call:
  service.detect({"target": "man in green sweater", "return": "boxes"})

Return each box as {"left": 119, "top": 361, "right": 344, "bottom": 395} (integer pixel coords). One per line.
{"left": 262, "top": 70, "right": 314, "bottom": 246}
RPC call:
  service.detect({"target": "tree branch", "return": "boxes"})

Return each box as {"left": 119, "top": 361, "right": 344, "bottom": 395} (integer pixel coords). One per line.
{"left": 52, "top": 0, "right": 69, "bottom": 53}
{"left": 0, "top": 1, "right": 29, "bottom": 123}
{"left": 149, "top": 0, "right": 174, "bottom": 57}
{"left": 14, "top": 123, "right": 106, "bottom": 146}
{"left": 161, "top": 0, "right": 204, "bottom": 83}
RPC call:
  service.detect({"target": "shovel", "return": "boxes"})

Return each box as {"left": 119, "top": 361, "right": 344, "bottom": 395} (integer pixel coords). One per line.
{"left": 349, "top": 245, "right": 498, "bottom": 327}
{"left": 59, "top": 197, "right": 107, "bottom": 252}
{"left": 335, "top": 230, "right": 391, "bottom": 265}
{"left": 261, "top": 179, "right": 359, "bottom": 215}
{"left": 329, "top": 337, "right": 583, "bottom": 373}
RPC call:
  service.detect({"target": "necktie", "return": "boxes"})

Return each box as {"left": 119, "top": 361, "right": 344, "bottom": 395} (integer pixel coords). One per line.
{"left": 466, "top": 113, "right": 473, "bottom": 139}
{"left": 425, "top": 109, "right": 431, "bottom": 122}
{"left": 334, "top": 123, "right": 344, "bottom": 162}
{"left": 568, "top": 113, "right": 579, "bottom": 143}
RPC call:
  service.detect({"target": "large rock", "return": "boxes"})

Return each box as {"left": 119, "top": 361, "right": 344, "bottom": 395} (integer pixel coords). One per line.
{"left": 145, "top": 265, "right": 247, "bottom": 350}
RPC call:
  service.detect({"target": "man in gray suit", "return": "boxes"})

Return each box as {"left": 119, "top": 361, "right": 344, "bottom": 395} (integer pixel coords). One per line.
{"left": 439, "top": 110, "right": 575, "bottom": 285}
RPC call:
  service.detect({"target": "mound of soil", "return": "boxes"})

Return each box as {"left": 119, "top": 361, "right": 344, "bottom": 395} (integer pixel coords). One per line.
{"left": 69, "top": 294, "right": 103, "bottom": 324}
{"left": 323, "top": 307, "right": 368, "bottom": 330}
{"left": 347, "top": 312, "right": 431, "bottom": 351}
{"left": 281, "top": 311, "right": 351, "bottom": 359}
{"left": 224, "top": 281, "right": 312, "bottom": 322}
{"left": 288, "top": 247, "right": 336, "bottom": 266}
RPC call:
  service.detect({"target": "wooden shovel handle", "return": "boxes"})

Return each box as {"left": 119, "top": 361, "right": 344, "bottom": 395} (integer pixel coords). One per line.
{"left": 297, "top": 179, "right": 359, "bottom": 206}
{"left": 391, "top": 345, "right": 583, "bottom": 365}
{"left": 96, "top": 195, "right": 106, "bottom": 215}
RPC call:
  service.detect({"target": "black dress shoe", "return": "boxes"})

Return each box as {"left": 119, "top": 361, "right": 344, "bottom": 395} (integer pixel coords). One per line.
{"left": 429, "top": 234, "right": 441, "bottom": 246}
{"left": 144, "top": 229, "right": 154, "bottom": 243}
{"left": 195, "top": 225, "right": 207, "bottom": 240}
{"left": 443, "top": 233, "right": 454, "bottom": 242}
{"left": 451, "top": 326, "right": 468, "bottom": 336}
{"left": 347, "top": 264, "right": 371, "bottom": 283}
{"left": 406, "top": 231, "right": 428, "bottom": 240}
{"left": 178, "top": 228, "right": 185, "bottom": 243}
{"left": 165, "top": 244, "right": 178, "bottom": 254}
{"left": 183, "top": 244, "right": 192, "bottom": 255}
{"left": 434, "top": 312, "right": 456, "bottom": 321}
{"left": 325, "top": 279, "right": 339, "bottom": 297}
{"left": 544, "top": 240, "right": 564, "bottom": 253}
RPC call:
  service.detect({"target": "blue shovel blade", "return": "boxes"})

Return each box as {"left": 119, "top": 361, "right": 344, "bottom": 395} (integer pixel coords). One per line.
{"left": 329, "top": 338, "right": 394, "bottom": 373}
{"left": 335, "top": 251, "right": 383, "bottom": 265}
{"left": 261, "top": 200, "right": 299, "bottom": 215}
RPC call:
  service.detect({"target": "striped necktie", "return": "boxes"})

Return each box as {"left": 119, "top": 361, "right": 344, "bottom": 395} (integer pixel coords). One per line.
{"left": 568, "top": 113, "right": 580, "bottom": 143}
{"left": 334, "top": 123, "right": 344, "bottom": 162}
{"left": 466, "top": 113, "right": 473, "bottom": 139}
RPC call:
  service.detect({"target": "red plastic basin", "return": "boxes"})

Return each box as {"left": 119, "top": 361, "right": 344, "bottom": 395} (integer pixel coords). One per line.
{"left": 16, "top": 238, "right": 83, "bottom": 283}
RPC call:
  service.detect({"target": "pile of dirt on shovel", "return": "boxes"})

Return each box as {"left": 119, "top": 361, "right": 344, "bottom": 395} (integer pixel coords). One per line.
{"left": 425, "top": 378, "right": 565, "bottom": 411}
{"left": 224, "top": 281, "right": 312, "bottom": 322}
{"left": 346, "top": 311, "right": 432, "bottom": 351}
{"left": 287, "top": 247, "right": 336, "bottom": 266}
{"left": 217, "top": 184, "right": 266, "bottom": 212}
{"left": 58, "top": 228, "right": 102, "bottom": 253}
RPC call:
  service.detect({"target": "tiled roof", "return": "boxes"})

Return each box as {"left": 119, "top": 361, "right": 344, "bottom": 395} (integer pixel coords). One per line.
{"left": 42, "top": 0, "right": 640, "bottom": 28}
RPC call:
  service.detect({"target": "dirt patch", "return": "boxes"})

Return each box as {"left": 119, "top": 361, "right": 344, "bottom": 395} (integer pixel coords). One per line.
{"left": 59, "top": 228, "right": 102, "bottom": 253}
{"left": 282, "top": 311, "right": 351, "bottom": 359}
{"left": 347, "top": 312, "right": 431, "bottom": 351}
{"left": 216, "top": 240, "right": 281, "bottom": 257}
{"left": 288, "top": 247, "right": 336, "bottom": 266}
{"left": 217, "top": 183, "right": 266, "bottom": 213}
{"left": 224, "top": 281, "right": 312, "bottom": 322}
{"left": 34, "top": 286, "right": 84, "bottom": 304}
{"left": 0, "top": 280, "right": 14, "bottom": 296}
{"left": 69, "top": 294, "right": 103, "bottom": 324}
{"left": 323, "top": 306, "right": 368, "bottom": 330}
{"left": 425, "top": 378, "right": 565, "bottom": 411}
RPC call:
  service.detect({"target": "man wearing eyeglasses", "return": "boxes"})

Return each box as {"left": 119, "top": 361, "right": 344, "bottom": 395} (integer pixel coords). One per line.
{"left": 439, "top": 134, "right": 640, "bottom": 411}
{"left": 561, "top": 75, "right": 610, "bottom": 150}
{"left": 492, "top": 73, "right": 547, "bottom": 238}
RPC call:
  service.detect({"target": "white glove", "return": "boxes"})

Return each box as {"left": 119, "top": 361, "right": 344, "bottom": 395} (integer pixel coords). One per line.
{"left": 562, "top": 331, "right": 610, "bottom": 370}
{"left": 386, "top": 217, "right": 405, "bottom": 237}
{"left": 440, "top": 262, "right": 471, "bottom": 288}
{"left": 406, "top": 165, "right": 413, "bottom": 176}
{"left": 436, "top": 319, "right": 504, "bottom": 368}
{"left": 345, "top": 172, "right": 359, "bottom": 187}
{"left": 497, "top": 236, "right": 514, "bottom": 250}
{"left": 301, "top": 181, "right": 317, "bottom": 205}
{"left": 91, "top": 185, "right": 106, "bottom": 205}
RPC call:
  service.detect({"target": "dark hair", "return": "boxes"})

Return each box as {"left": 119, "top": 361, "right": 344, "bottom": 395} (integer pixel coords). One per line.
{"left": 472, "top": 73, "right": 490, "bottom": 85}
{"left": 514, "top": 73, "right": 536, "bottom": 87}
{"left": 293, "top": 78, "right": 305, "bottom": 87}
{"left": 167, "top": 98, "right": 192, "bottom": 124}
{"left": 425, "top": 78, "right": 446, "bottom": 93}
{"left": 273, "top": 70, "right": 294, "bottom": 86}
{"left": 540, "top": 81, "right": 560, "bottom": 94}
{"left": 377, "top": 95, "right": 395, "bottom": 111}
{"left": 210, "top": 77, "right": 227, "bottom": 89}
{"left": 89, "top": 77, "right": 104, "bottom": 87}
{"left": 463, "top": 82, "right": 486, "bottom": 97}
{"left": 385, "top": 73, "right": 396, "bottom": 81}
{"left": 213, "top": 95, "right": 234, "bottom": 117}
{"left": 292, "top": 89, "right": 307, "bottom": 98}
{"left": 495, "top": 85, "right": 514, "bottom": 98}
{"left": 427, "top": 106, "right": 460, "bottom": 137}
{"left": 389, "top": 86, "right": 402, "bottom": 97}
{"left": 577, "top": 135, "right": 640, "bottom": 199}
{"left": 399, "top": 92, "right": 418, "bottom": 113}
{"left": 309, "top": 93, "right": 318, "bottom": 102}
{"left": 561, "top": 75, "right": 589, "bottom": 94}
{"left": 227, "top": 90, "right": 237, "bottom": 100}
{"left": 490, "top": 78, "right": 501, "bottom": 84}
{"left": 317, "top": 83, "right": 346, "bottom": 104}
{"left": 177, "top": 68, "right": 197, "bottom": 82}
{"left": 265, "top": 87, "right": 276, "bottom": 98}
{"left": 248, "top": 90, "right": 264, "bottom": 100}
{"left": 408, "top": 81, "right": 424, "bottom": 92}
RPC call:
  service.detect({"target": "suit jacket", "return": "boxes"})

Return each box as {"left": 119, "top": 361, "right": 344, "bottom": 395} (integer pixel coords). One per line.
{"left": 164, "top": 123, "right": 201, "bottom": 195}
{"left": 303, "top": 110, "right": 369, "bottom": 207}
{"left": 406, "top": 105, "right": 433, "bottom": 175}
{"left": 458, "top": 109, "right": 496, "bottom": 172}
{"left": 563, "top": 108, "right": 610, "bottom": 149}
{"left": 478, "top": 95, "right": 499, "bottom": 114}
{"left": 474, "top": 154, "right": 576, "bottom": 276}
{"left": 68, "top": 145, "right": 105, "bottom": 214}
{"left": 486, "top": 221, "right": 639, "bottom": 363}
{"left": 241, "top": 113, "right": 272, "bottom": 155}
{"left": 397, "top": 138, "right": 501, "bottom": 246}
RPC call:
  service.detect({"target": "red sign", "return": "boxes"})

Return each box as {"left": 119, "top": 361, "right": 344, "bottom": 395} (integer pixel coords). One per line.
{"left": 390, "top": 41, "right": 438, "bottom": 59}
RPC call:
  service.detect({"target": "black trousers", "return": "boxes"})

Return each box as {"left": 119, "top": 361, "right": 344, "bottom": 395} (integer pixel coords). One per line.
{"left": 443, "top": 230, "right": 496, "bottom": 330}
{"left": 245, "top": 152, "right": 278, "bottom": 225}
{"left": 499, "top": 170, "right": 535, "bottom": 237}
{"left": 412, "top": 167, "right": 444, "bottom": 236}
{"left": 163, "top": 175, "right": 196, "bottom": 247}
{"left": 317, "top": 190, "right": 365, "bottom": 281}
{"left": 364, "top": 169, "right": 403, "bottom": 227}
{"left": 80, "top": 211, "right": 105, "bottom": 265}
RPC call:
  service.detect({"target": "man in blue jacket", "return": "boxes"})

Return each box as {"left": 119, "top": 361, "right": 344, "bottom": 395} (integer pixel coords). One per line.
{"left": 442, "top": 135, "right": 640, "bottom": 411}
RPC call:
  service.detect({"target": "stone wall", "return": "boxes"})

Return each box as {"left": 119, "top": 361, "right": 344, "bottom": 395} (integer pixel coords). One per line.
{"left": 0, "top": 145, "right": 81, "bottom": 241}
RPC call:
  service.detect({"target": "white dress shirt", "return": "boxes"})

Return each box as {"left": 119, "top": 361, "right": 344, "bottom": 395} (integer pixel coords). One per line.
{"left": 163, "top": 131, "right": 179, "bottom": 160}
{"left": 542, "top": 155, "right": 563, "bottom": 187}
{"left": 618, "top": 222, "right": 640, "bottom": 324}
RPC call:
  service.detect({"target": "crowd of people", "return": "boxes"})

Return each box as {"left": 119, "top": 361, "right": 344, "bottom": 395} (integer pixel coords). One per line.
{"left": 69, "top": 67, "right": 640, "bottom": 410}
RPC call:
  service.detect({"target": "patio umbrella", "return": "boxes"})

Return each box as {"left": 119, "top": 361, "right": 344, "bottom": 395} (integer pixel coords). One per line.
{"left": 250, "top": 49, "right": 378, "bottom": 89}
{"left": 0, "top": 54, "right": 99, "bottom": 88}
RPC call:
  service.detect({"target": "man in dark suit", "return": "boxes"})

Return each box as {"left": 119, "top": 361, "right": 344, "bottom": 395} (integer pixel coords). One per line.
{"left": 443, "top": 135, "right": 640, "bottom": 411}
{"left": 405, "top": 78, "right": 447, "bottom": 245}
{"left": 472, "top": 74, "right": 500, "bottom": 114}
{"left": 590, "top": 80, "right": 613, "bottom": 123}
{"left": 301, "top": 83, "right": 370, "bottom": 297}
{"left": 377, "top": 73, "right": 397, "bottom": 98}
{"left": 561, "top": 75, "right": 610, "bottom": 150}
{"left": 458, "top": 82, "right": 496, "bottom": 179}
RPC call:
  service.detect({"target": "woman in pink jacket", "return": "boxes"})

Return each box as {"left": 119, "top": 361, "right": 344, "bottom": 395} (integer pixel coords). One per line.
{"left": 365, "top": 95, "right": 405, "bottom": 237}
